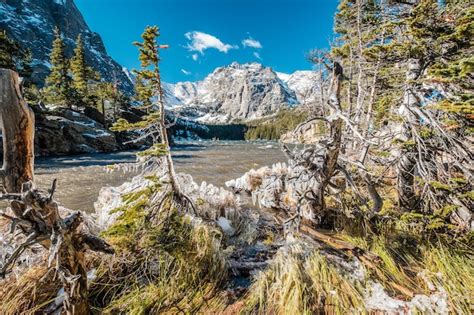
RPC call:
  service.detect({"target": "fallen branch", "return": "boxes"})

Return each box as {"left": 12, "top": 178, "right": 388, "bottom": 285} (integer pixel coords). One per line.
{"left": 0, "top": 181, "right": 114, "bottom": 313}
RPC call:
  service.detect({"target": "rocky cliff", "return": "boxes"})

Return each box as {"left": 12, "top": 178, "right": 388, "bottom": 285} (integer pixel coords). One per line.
{"left": 0, "top": 105, "right": 143, "bottom": 157}
{"left": 277, "top": 70, "right": 323, "bottom": 105}
{"left": 165, "top": 63, "right": 321, "bottom": 124}
{"left": 34, "top": 106, "right": 119, "bottom": 155}
{"left": 0, "top": 0, "right": 133, "bottom": 93}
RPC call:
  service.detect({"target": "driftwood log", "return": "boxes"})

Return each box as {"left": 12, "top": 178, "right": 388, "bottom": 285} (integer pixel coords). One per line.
{"left": 0, "top": 69, "right": 114, "bottom": 314}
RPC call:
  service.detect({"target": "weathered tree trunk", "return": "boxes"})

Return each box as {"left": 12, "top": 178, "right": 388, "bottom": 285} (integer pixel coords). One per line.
{"left": 353, "top": 0, "right": 366, "bottom": 130}
{"left": 363, "top": 29, "right": 386, "bottom": 138}
{"left": 397, "top": 59, "right": 422, "bottom": 211}
{"left": 314, "top": 62, "right": 344, "bottom": 213}
{"left": 0, "top": 69, "right": 35, "bottom": 193}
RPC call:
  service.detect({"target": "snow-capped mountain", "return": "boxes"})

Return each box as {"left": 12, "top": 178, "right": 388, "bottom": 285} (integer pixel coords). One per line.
{"left": 164, "top": 63, "right": 320, "bottom": 124}
{"left": 277, "top": 70, "right": 323, "bottom": 105}
{"left": 0, "top": 0, "right": 321, "bottom": 123}
{"left": 0, "top": 0, "right": 133, "bottom": 93}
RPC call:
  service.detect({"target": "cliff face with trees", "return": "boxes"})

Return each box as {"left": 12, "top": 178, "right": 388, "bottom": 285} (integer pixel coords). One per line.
{"left": 0, "top": 0, "right": 133, "bottom": 92}
{"left": 0, "top": 28, "right": 139, "bottom": 156}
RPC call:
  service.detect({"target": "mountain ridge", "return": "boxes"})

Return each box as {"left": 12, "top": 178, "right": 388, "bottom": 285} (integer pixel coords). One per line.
{"left": 163, "top": 62, "right": 320, "bottom": 123}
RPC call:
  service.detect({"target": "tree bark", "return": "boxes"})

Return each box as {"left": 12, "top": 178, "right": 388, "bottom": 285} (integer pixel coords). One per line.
{"left": 353, "top": 0, "right": 366, "bottom": 129}
{"left": 315, "top": 62, "right": 344, "bottom": 213}
{"left": 0, "top": 69, "right": 35, "bottom": 193}
{"left": 156, "top": 69, "right": 182, "bottom": 197}
{"left": 397, "top": 59, "right": 422, "bottom": 211}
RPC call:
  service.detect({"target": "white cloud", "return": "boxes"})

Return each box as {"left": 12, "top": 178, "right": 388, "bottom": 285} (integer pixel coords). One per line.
{"left": 253, "top": 52, "right": 262, "bottom": 60}
{"left": 192, "top": 54, "right": 199, "bottom": 61}
{"left": 242, "top": 37, "right": 262, "bottom": 49}
{"left": 181, "top": 69, "right": 191, "bottom": 75}
{"left": 185, "top": 31, "right": 237, "bottom": 54}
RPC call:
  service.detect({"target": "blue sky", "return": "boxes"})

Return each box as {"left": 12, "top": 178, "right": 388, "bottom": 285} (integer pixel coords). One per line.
{"left": 75, "top": 0, "right": 338, "bottom": 83}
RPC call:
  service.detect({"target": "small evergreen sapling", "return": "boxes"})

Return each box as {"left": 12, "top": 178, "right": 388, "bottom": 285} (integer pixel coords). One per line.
{"left": 112, "top": 26, "right": 195, "bottom": 216}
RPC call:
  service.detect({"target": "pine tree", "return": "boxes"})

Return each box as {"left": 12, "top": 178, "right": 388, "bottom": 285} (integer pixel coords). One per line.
{"left": 45, "top": 27, "right": 73, "bottom": 107}
{"left": 134, "top": 76, "right": 153, "bottom": 112}
{"left": 330, "top": 0, "right": 473, "bottom": 216}
{"left": 112, "top": 26, "right": 190, "bottom": 207}
{"left": 333, "top": 0, "right": 397, "bottom": 134}
{"left": 70, "top": 35, "right": 90, "bottom": 106}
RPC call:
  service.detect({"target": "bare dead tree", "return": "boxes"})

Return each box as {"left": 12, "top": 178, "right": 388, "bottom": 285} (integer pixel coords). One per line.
{"left": 0, "top": 182, "right": 114, "bottom": 314}
{"left": 307, "top": 48, "right": 330, "bottom": 116}
{"left": 239, "top": 61, "right": 386, "bottom": 227}
{"left": 397, "top": 58, "right": 422, "bottom": 211}
{"left": 280, "top": 62, "right": 345, "bottom": 224}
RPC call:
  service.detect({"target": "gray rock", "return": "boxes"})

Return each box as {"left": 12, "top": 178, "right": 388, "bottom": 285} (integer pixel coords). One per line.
{"left": 34, "top": 107, "right": 119, "bottom": 156}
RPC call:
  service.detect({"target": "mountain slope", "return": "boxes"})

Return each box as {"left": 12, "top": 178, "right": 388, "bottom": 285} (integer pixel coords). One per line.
{"left": 278, "top": 70, "right": 323, "bottom": 105}
{"left": 0, "top": 0, "right": 133, "bottom": 93}
{"left": 166, "top": 63, "right": 321, "bottom": 124}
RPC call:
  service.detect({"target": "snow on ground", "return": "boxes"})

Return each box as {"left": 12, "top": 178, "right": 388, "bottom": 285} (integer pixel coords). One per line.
{"left": 365, "top": 282, "right": 449, "bottom": 314}
{"left": 82, "top": 130, "right": 114, "bottom": 139}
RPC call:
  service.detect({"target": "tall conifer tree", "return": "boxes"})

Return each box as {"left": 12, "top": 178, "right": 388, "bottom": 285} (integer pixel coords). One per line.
{"left": 70, "top": 34, "right": 89, "bottom": 105}
{"left": 112, "top": 26, "right": 192, "bottom": 208}
{"left": 45, "top": 27, "right": 73, "bottom": 106}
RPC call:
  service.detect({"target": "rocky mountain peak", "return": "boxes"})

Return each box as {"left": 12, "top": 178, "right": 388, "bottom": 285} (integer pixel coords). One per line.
{"left": 166, "top": 62, "right": 321, "bottom": 124}
{"left": 0, "top": 0, "right": 133, "bottom": 93}
{"left": 167, "top": 62, "right": 304, "bottom": 123}
{"left": 278, "top": 70, "right": 323, "bottom": 105}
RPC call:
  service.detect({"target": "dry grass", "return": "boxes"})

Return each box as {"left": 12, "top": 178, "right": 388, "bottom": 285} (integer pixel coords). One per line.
{"left": 241, "top": 228, "right": 473, "bottom": 315}
{"left": 242, "top": 244, "right": 365, "bottom": 314}
{"left": 342, "top": 233, "right": 474, "bottom": 314}
{"left": 89, "top": 206, "right": 229, "bottom": 314}
{"left": 421, "top": 243, "right": 474, "bottom": 314}
{"left": 0, "top": 266, "right": 61, "bottom": 315}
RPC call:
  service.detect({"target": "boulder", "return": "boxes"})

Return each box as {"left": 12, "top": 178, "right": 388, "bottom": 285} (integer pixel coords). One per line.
{"left": 34, "top": 108, "right": 119, "bottom": 156}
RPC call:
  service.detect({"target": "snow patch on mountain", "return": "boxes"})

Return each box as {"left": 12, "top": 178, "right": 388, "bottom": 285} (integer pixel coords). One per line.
{"left": 276, "top": 72, "right": 291, "bottom": 82}
{"left": 279, "top": 70, "right": 322, "bottom": 104}
{"left": 163, "top": 63, "right": 320, "bottom": 123}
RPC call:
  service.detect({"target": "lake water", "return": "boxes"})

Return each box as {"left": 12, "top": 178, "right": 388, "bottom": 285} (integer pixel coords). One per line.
{"left": 32, "top": 141, "right": 287, "bottom": 212}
